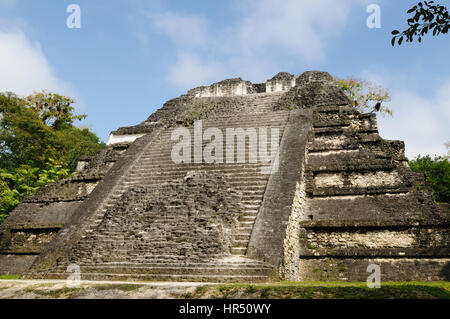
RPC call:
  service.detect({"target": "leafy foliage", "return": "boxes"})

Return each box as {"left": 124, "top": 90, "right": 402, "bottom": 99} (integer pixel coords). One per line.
{"left": 0, "top": 159, "right": 71, "bottom": 223}
{"left": 336, "top": 77, "right": 392, "bottom": 116}
{"left": 0, "top": 91, "right": 105, "bottom": 223}
{"left": 392, "top": 1, "right": 449, "bottom": 46}
{"left": 409, "top": 155, "right": 450, "bottom": 203}
{"left": 0, "top": 91, "right": 105, "bottom": 171}
{"left": 26, "top": 91, "right": 86, "bottom": 129}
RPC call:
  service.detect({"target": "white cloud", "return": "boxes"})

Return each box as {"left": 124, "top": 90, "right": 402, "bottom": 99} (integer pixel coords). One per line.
{"left": 435, "top": 81, "right": 450, "bottom": 121}
{"left": 166, "top": 53, "right": 225, "bottom": 89}
{"left": 149, "top": 11, "right": 209, "bottom": 48}
{"left": 145, "top": 0, "right": 360, "bottom": 89}
{"left": 359, "top": 70, "right": 449, "bottom": 158}
{"left": 0, "top": 30, "right": 75, "bottom": 97}
{"left": 377, "top": 83, "right": 450, "bottom": 159}
{"left": 235, "top": 0, "right": 353, "bottom": 62}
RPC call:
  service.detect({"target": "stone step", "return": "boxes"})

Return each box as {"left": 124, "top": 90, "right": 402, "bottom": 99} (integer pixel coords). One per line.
{"left": 128, "top": 164, "right": 270, "bottom": 171}
{"left": 116, "top": 183, "right": 266, "bottom": 191}
{"left": 73, "top": 257, "right": 271, "bottom": 266}
{"left": 239, "top": 215, "right": 257, "bottom": 222}
{"left": 123, "top": 180, "right": 268, "bottom": 188}
{"left": 77, "top": 254, "right": 230, "bottom": 262}
{"left": 127, "top": 170, "right": 272, "bottom": 179}
{"left": 230, "top": 247, "right": 247, "bottom": 255}
{"left": 236, "top": 221, "right": 255, "bottom": 226}
{"left": 55, "top": 259, "right": 272, "bottom": 269}
{"left": 53, "top": 265, "right": 271, "bottom": 276}
{"left": 131, "top": 163, "right": 273, "bottom": 171}
{"left": 239, "top": 210, "right": 259, "bottom": 216}
{"left": 148, "top": 133, "right": 285, "bottom": 146}
{"left": 156, "top": 125, "right": 286, "bottom": 137}
{"left": 234, "top": 234, "right": 251, "bottom": 241}
{"left": 38, "top": 272, "right": 272, "bottom": 283}
{"left": 105, "top": 193, "right": 264, "bottom": 203}
{"left": 158, "top": 124, "right": 287, "bottom": 134}
{"left": 138, "top": 155, "right": 280, "bottom": 163}
{"left": 84, "top": 254, "right": 218, "bottom": 261}
{"left": 231, "top": 239, "right": 249, "bottom": 248}
{"left": 194, "top": 110, "right": 288, "bottom": 118}
{"left": 164, "top": 115, "right": 289, "bottom": 125}
{"left": 242, "top": 199, "right": 262, "bottom": 204}
{"left": 149, "top": 132, "right": 285, "bottom": 143}
{"left": 123, "top": 175, "right": 271, "bottom": 184}
{"left": 236, "top": 224, "right": 254, "bottom": 231}
{"left": 111, "top": 193, "right": 263, "bottom": 202}
{"left": 124, "top": 174, "right": 269, "bottom": 182}
{"left": 243, "top": 204, "right": 260, "bottom": 209}
{"left": 313, "top": 126, "right": 377, "bottom": 135}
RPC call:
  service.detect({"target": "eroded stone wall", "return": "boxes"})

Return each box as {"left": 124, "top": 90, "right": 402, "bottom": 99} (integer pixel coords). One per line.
{"left": 188, "top": 78, "right": 256, "bottom": 97}
{"left": 55, "top": 172, "right": 242, "bottom": 267}
{"left": 266, "top": 72, "right": 296, "bottom": 93}
{"left": 286, "top": 72, "right": 449, "bottom": 281}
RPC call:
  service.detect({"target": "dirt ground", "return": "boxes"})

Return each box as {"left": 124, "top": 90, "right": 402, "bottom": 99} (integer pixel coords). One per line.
{"left": 0, "top": 279, "right": 211, "bottom": 299}
{"left": 1, "top": 279, "right": 448, "bottom": 299}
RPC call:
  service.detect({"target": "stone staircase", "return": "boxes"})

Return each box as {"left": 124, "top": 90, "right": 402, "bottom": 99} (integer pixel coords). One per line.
{"left": 234, "top": 92, "right": 285, "bottom": 113}
{"left": 129, "top": 112, "right": 289, "bottom": 256}
{"left": 47, "top": 257, "right": 275, "bottom": 283}
{"left": 37, "top": 111, "right": 290, "bottom": 282}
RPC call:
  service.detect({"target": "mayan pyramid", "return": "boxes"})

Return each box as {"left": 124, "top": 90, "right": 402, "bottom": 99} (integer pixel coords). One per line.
{"left": 0, "top": 71, "right": 448, "bottom": 282}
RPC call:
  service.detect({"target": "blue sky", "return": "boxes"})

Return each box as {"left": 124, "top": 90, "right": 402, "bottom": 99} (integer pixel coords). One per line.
{"left": 0, "top": 0, "right": 449, "bottom": 158}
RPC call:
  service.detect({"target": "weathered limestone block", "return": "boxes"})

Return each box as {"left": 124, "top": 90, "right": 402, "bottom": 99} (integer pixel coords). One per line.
{"left": 188, "top": 78, "right": 256, "bottom": 97}
{"left": 7, "top": 228, "right": 59, "bottom": 253}
{"left": 299, "top": 227, "right": 449, "bottom": 255}
{"left": 298, "top": 258, "right": 450, "bottom": 281}
{"left": 266, "top": 72, "right": 296, "bottom": 93}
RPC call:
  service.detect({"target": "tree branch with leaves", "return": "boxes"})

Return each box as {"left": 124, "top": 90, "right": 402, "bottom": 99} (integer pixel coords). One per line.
{"left": 392, "top": 1, "right": 449, "bottom": 46}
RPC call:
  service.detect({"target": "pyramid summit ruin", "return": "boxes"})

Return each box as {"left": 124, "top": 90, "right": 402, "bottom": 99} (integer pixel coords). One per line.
{"left": 1, "top": 71, "right": 448, "bottom": 282}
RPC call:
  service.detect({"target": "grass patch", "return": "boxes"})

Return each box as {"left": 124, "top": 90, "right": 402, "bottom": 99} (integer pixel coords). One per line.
{"left": 184, "top": 102, "right": 217, "bottom": 125}
{"left": 0, "top": 275, "right": 20, "bottom": 279}
{"left": 183, "top": 292, "right": 194, "bottom": 298}
{"left": 186, "top": 281, "right": 450, "bottom": 299}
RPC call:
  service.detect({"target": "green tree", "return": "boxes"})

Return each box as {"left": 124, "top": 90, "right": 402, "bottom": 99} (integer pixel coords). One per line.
{"left": 26, "top": 91, "right": 86, "bottom": 130}
{"left": 0, "top": 91, "right": 105, "bottom": 223}
{"left": 0, "top": 92, "right": 53, "bottom": 169}
{"left": 392, "top": 1, "right": 449, "bottom": 46}
{"left": 409, "top": 155, "right": 450, "bottom": 203}
{"left": 336, "top": 77, "right": 392, "bottom": 116}
{"left": 0, "top": 159, "right": 71, "bottom": 223}
{"left": 0, "top": 91, "right": 104, "bottom": 170}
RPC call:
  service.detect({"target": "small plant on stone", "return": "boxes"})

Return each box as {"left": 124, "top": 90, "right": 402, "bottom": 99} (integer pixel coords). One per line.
{"left": 335, "top": 77, "right": 392, "bottom": 116}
